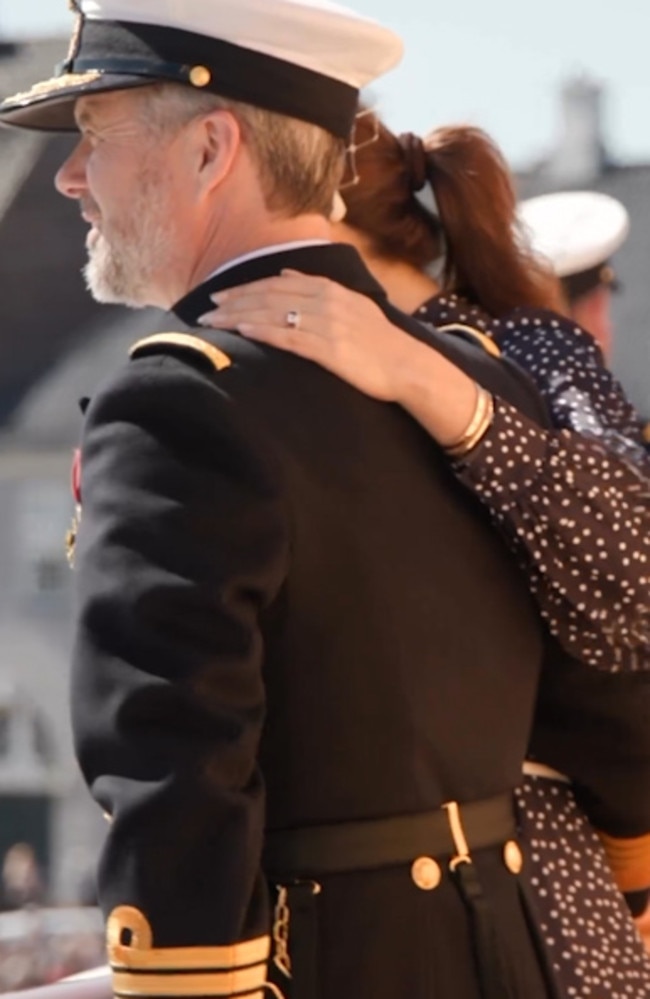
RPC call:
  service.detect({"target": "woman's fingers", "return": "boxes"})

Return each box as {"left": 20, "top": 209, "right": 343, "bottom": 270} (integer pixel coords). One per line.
{"left": 199, "top": 310, "right": 332, "bottom": 365}
{"left": 199, "top": 304, "right": 331, "bottom": 335}
{"left": 207, "top": 292, "right": 300, "bottom": 318}
{"left": 202, "top": 272, "right": 379, "bottom": 346}
{"left": 200, "top": 306, "right": 289, "bottom": 328}
{"left": 210, "top": 271, "right": 334, "bottom": 309}
{"left": 197, "top": 297, "right": 330, "bottom": 362}
{"left": 202, "top": 295, "right": 333, "bottom": 330}
{"left": 194, "top": 270, "right": 409, "bottom": 401}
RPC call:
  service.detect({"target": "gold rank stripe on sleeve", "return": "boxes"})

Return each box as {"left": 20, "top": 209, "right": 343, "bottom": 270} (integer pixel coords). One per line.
{"left": 114, "top": 991, "right": 265, "bottom": 999}
{"left": 596, "top": 830, "right": 650, "bottom": 894}
{"left": 129, "top": 333, "right": 232, "bottom": 372}
{"left": 110, "top": 937, "right": 271, "bottom": 972}
{"left": 114, "top": 992, "right": 265, "bottom": 999}
{"left": 107, "top": 908, "right": 271, "bottom": 995}
{"left": 436, "top": 323, "right": 501, "bottom": 358}
{"left": 112, "top": 966, "right": 268, "bottom": 997}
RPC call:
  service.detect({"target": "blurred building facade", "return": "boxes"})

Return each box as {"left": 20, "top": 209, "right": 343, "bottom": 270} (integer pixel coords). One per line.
{"left": 0, "top": 40, "right": 648, "bottom": 901}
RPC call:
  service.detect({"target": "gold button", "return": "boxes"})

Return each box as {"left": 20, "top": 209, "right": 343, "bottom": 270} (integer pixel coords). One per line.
{"left": 411, "top": 856, "right": 442, "bottom": 891}
{"left": 503, "top": 840, "right": 523, "bottom": 874}
{"left": 189, "top": 65, "right": 211, "bottom": 88}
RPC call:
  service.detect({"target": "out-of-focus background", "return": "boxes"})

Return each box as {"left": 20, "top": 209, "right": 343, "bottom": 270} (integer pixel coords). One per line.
{"left": 0, "top": 0, "right": 647, "bottom": 987}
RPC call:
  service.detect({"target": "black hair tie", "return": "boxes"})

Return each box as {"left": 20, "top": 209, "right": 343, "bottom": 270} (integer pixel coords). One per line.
{"left": 398, "top": 132, "right": 428, "bottom": 192}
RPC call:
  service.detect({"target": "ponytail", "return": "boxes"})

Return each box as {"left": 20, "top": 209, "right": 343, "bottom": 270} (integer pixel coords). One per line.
{"left": 423, "top": 126, "right": 562, "bottom": 315}
{"left": 343, "top": 114, "right": 564, "bottom": 317}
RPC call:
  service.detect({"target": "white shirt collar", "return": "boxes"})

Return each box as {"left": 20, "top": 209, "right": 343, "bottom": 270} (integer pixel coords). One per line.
{"left": 206, "top": 240, "right": 331, "bottom": 283}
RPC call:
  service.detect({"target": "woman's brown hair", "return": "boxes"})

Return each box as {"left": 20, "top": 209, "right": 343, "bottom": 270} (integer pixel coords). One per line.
{"left": 341, "top": 112, "right": 564, "bottom": 317}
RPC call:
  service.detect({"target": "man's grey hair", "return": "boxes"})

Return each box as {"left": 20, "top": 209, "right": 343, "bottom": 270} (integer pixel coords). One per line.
{"left": 138, "top": 82, "right": 345, "bottom": 217}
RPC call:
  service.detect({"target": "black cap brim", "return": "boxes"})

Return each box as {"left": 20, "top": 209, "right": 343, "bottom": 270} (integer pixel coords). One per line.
{"left": 0, "top": 18, "right": 360, "bottom": 139}
{"left": 0, "top": 72, "right": 155, "bottom": 131}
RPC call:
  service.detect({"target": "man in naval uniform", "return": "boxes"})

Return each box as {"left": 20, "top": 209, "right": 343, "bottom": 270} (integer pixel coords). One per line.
{"left": 2, "top": 4, "right": 650, "bottom": 998}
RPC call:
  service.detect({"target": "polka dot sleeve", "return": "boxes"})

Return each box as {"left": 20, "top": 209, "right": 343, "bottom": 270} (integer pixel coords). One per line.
{"left": 452, "top": 399, "right": 650, "bottom": 673}
{"left": 497, "top": 309, "right": 650, "bottom": 472}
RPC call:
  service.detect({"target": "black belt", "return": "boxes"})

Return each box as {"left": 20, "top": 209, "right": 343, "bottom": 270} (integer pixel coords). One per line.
{"left": 265, "top": 793, "right": 524, "bottom": 999}
{"left": 264, "top": 791, "right": 515, "bottom": 878}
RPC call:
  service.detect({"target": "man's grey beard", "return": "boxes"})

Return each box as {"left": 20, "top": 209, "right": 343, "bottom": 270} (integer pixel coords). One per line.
{"left": 84, "top": 233, "right": 155, "bottom": 308}
{"left": 83, "top": 182, "right": 178, "bottom": 309}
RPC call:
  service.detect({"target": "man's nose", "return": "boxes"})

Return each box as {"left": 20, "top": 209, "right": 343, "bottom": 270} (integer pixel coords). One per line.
{"left": 54, "top": 137, "right": 89, "bottom": 199}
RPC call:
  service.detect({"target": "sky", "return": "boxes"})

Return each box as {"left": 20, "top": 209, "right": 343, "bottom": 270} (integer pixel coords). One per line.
{"left": 2, "top": 0, "right": 649, "bottom": 170}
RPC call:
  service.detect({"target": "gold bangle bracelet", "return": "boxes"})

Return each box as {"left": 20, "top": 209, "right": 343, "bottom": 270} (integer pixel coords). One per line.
{"left": 451, "top": 393, "right": 494, "bottom": 456}
{"left": 448, "top": 391, "right": 494, "bottom": 457}
{"left": 445, "top": 386, "right": 495, "bottom": 458}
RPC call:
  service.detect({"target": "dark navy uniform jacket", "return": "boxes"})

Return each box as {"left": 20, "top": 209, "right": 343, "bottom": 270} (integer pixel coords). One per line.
{"left": 71, "top": 244, "right": 650, "bottom": 999}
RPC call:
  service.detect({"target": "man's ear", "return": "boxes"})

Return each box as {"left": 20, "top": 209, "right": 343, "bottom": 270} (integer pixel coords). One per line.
{"left": 193, "top": 109, "right": 242, "bottom": 197}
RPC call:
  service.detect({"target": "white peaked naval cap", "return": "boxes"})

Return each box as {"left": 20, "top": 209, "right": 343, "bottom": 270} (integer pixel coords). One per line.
{"left": 0, "top": 0, "right": 404, "bottom": 138}
{"left": 518, "top": 190, "right": 629, "bottom": 295}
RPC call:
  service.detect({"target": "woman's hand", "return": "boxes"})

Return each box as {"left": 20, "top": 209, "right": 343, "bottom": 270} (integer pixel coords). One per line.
{"left": 199, "top": 270, "right": 422, "bottom": 403}
{"left": 200, "top": 269, "right": 479, "bottom": 445}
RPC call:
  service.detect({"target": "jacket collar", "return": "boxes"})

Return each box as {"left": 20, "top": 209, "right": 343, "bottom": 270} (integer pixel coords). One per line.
{"left": 172, "top": 243, "right": 388, "bottom": 327}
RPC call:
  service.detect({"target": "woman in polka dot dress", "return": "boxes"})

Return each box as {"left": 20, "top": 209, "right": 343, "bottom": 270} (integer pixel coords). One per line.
{"left": 200, "top": 117, "right": 650, "bottom": 996}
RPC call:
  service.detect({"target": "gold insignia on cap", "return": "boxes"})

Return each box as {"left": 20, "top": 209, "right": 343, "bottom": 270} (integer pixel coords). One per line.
{"left": 189, "top": 65, "right": 212, "bottom": 88}
{"left": 3, "top": 70, "right": 102, "bottom": 107}
{"left": 129, "top": 332, "right": 231, "bottom": 372}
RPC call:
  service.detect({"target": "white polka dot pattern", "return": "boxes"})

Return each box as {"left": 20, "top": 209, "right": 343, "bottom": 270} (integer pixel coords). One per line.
{"left": 416, "top": 294, "right": 650, "bottom": 672}
{"left": 418, "top": 295, "right": 649, "bottom": 470}
{"left": 515, "top": 777, "right": 650, "bottom": 998}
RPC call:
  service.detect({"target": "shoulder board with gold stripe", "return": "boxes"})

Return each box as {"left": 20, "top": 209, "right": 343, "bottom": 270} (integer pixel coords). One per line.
{"left": 435, "top": 323, "right": 501, "bottom": 358}
{"left": 129, "top": 332, "right": 231, "bottom": 372}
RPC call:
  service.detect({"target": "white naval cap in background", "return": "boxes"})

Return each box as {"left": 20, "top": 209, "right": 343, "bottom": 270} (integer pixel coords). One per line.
{"left": 518, "top": 190, "right": 630, "bottom": 301}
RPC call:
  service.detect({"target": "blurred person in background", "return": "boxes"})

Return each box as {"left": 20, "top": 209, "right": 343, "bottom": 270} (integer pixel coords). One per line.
{"left": 518, "top": 189, "right": 629, "bottom": 360}
{"left": 519, "top": 189, "right": 650, "bottom": 449}
{"left": 1, "top": 843, "right": 44, "bottom": 911}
